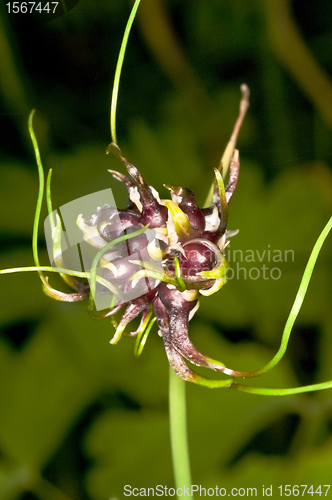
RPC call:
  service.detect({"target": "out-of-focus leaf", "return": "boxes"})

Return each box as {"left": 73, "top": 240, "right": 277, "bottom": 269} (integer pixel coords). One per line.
{"left": 84, "top": 410, "right": 172, "bottom": 500}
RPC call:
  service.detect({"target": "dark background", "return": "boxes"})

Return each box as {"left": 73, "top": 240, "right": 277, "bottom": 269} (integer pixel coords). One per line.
{"left": 0, "top": 1, "right": 332, "bottom": 499}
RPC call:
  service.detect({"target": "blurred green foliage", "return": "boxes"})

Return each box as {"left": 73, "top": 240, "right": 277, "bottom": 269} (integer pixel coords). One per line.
{"left": 0, "top": 0, "right": 332, "bottom": 499}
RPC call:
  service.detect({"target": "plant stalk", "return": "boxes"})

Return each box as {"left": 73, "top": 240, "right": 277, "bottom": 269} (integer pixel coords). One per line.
{"left": 169, "top": 366, "right": 193, "bottom": 499}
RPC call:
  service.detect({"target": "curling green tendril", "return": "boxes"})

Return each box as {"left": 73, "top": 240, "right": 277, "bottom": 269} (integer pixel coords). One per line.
{"left": 110, "top": 0, "right": 141, "bottom": 144}
{"left": 244, "top": 214, "right": 332, "bottom": 380}
{"left": 29, "top": 110, "right": 48, "bottom": 288}
{"left": 18, "top": 110, "right": 150, "bottom": 313}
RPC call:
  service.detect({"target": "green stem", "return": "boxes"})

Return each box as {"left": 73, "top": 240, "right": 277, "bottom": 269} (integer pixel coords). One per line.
{"left": 169, "top": 367, "right": 193, "bottom": 499}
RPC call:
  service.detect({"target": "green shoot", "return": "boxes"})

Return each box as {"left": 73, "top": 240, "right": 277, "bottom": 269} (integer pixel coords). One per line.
{"left": 134, "top": 307, "right": 156, "bottom": 357}
{"left": 110, "top": 0, "right": 141, "bottom": 144}
{"left": 28, "top": 109, "right": 48, "bottom": 288}
{"left": 173, "top": 254, "right": 186, "bottom": 292}
{"left": 231, "top": 378, "right": 332, "bottom": 396}
{"left": 46, "top": 168, "right": 55, "bottom": 232}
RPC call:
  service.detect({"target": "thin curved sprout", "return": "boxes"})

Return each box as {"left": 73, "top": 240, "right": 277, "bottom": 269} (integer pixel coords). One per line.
{"left": 29, "top": 110, "right": 82, "bottom": 301}
{"left": 173, "top": 254, "right": 186, "bottom": 292}
{"left": 130, "top": 260, "right": 178, "bottom": 287}
{"left": 248, "top": 214, "right": 332, "bottom": 378}
{"left": 29, "top": 109, "right": 48, "bottom": 288}
{"left": 46, "top": 168, "right": 55, "bottom": 232}
{"left": 213, "top": 167, "right": 228, "bottom": 220}
{"left": 231, "top": 379, "right": 332, "bottom": 396}
{"left": 134, "top": 309, "right": 156, "bottom": 357}
{"left": 0, "top": 265, "right": 116, "bottom": 294}
{"left": 110, "top": 0, "right": 141, "bottom": 144}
